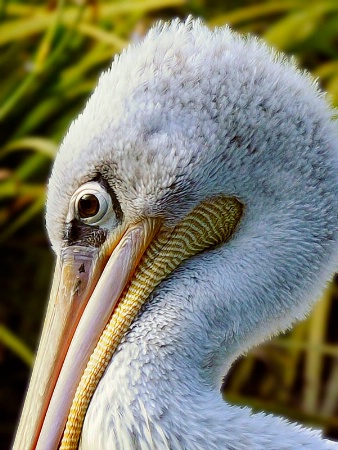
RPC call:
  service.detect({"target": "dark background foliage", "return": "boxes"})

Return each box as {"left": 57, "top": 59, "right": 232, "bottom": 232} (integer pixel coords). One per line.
{"left": 1, "top": 1, "right": 338, "bottom": 448}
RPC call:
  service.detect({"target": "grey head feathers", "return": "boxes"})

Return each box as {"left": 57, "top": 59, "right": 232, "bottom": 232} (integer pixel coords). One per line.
{"left": 47, "top": 18, "right": 338, "bottom": 255}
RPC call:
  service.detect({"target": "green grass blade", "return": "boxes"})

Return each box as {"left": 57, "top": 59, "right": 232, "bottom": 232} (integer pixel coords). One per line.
{"left": 0, "top": 324, "right": 34, "bottom": 366}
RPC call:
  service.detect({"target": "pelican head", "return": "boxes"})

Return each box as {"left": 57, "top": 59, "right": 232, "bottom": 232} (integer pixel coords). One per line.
{"left": 14, "top": 18, "right": 338, "bottom": 450}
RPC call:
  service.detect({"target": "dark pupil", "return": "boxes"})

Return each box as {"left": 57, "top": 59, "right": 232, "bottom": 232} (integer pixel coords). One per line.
{"left": 78, "top": 194, "right": 100, "bottom": 218}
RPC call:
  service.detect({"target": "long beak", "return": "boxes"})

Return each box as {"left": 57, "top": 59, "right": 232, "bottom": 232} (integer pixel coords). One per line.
{"left": 13, "top": 219, "right": 160, "bottom": 450}
{"left": 13, "top": 195, "right": 242, "bottom": 450}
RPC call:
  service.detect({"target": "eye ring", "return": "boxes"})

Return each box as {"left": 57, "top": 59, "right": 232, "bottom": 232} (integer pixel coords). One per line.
{"left": 70, "top": 182, "right": 113, "bottom": 226}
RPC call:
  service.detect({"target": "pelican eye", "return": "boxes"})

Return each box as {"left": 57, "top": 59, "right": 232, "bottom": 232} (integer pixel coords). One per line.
{"left": 78, "top": 194, "right": 100, "bottom": 218}
{"left": 71, "top": 181, "right": 113, "bottom": 226}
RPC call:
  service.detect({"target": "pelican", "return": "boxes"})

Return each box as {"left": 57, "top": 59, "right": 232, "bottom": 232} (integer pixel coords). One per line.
{"left": 14, "top": 18, "right": 338, "bottom": 450}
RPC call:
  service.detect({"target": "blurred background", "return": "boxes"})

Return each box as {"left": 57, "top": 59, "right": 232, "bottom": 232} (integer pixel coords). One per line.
{"left": 1, "top": 0, "right": 338, "bottom": 448}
